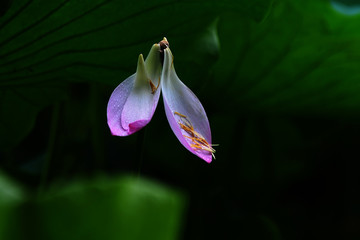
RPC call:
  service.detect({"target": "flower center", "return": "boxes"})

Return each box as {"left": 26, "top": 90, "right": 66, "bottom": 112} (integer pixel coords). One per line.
{"left": 159, "top": 38, "right": 169, "bottom": 65}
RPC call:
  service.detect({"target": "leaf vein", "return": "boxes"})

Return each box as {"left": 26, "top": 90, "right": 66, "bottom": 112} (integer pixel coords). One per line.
{"left": 0, "top": 0, "right": 70, "bottom": 49}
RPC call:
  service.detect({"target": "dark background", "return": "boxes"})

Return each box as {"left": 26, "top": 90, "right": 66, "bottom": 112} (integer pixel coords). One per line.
{"left": 1, "top": 0, "right": 360, "bottom": 239}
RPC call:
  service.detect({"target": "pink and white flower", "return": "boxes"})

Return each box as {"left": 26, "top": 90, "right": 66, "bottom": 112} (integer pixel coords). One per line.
{"left": 107, "top": 38, "right": 215, "bottom": 163}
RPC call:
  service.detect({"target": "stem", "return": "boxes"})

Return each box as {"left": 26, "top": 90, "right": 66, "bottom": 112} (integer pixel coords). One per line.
{"left": 136, "top": 128, "right": 146, "bottom": 178}
{"left": 38, "top": 103, "right": 60, "bottom": 195}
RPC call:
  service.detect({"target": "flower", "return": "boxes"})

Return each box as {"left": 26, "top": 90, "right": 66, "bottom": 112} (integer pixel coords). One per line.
{"left": 107, "top": 38, "right": 215, "bottom": 163}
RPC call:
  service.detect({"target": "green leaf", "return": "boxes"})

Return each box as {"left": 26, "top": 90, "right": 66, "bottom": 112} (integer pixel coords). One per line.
{"left": 215, "top": 0, "right": 360, "bottom": 115}
{"left": 0, "top": 171, "right": 24, "bottom": 240}
{"left": 30, "top": 176, "right": 185, "bottom": 240}
{"left": 0, "top": 0, "right": 272, "bottom": 85}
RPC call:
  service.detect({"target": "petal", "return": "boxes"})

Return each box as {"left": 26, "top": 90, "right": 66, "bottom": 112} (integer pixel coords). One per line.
{"left": 161, "top": 48, "right": 214, "bottom": 163}
{"left": 107, "top": 73, "right": 136, "bottom": 136}
{"left": 107, "top": 44, "right": 162, "bottom": 136}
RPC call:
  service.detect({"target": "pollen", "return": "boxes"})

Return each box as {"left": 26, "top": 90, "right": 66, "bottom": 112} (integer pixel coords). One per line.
{"left": 174, "top": 112, "right": 216, "bottom": 158}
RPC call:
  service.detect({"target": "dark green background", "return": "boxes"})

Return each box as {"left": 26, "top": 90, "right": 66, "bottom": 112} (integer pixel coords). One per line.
{"left": 1, "top": 0, "right": 360, "bottom": 239}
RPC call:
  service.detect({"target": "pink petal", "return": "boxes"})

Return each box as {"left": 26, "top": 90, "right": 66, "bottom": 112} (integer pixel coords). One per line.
{"left": 161, "top": 48, "right": 213, "bottom": 163}
{"left": 107, "top": 45, "right": 161, "bottom": 136}
{"left": 107, "top": 73, "right": 136, "bottom": 136}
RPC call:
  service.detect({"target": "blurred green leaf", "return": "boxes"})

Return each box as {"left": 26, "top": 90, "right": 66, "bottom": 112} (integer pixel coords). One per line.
{"left": 30, "top": 176, "right": 185, "bottom": 240}
{"left": 215, "top": 0, "right": 360, "bottom": 115}
{"left": 0, "top": 171, "right": 24, "bottom": 240}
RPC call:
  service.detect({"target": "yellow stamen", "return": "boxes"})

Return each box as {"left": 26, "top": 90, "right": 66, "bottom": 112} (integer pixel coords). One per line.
{"left": 174, "top": 112, "right": 187, "bottom": 118}
{"left": 174, "top": 111, "right": 216, "bottom": 158}
{"left": 149, "top": 76, "right": 160, "bottom": 94}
